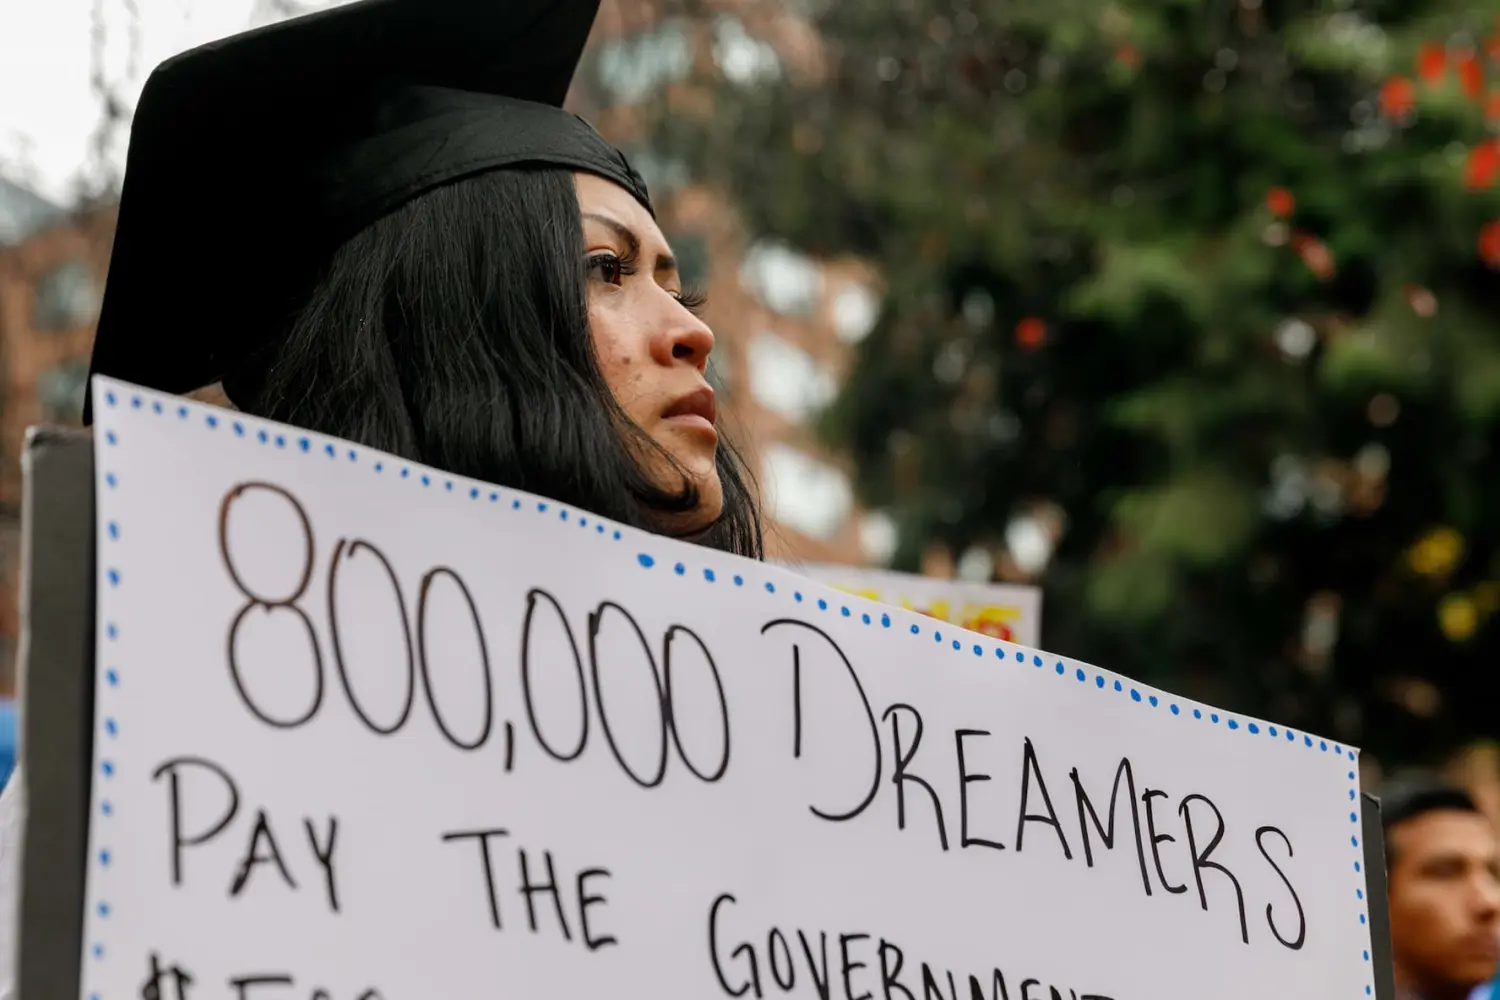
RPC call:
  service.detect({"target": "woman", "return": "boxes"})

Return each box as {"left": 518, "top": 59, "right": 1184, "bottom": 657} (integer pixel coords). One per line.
{"left": 229, "top": 165, "right": 761, "bottom": 554}
{"left": 0, "top": 0, "right": 761, "bottom": 993}
{"left": 82, "top": 0, "right": 760, "bottom": 555}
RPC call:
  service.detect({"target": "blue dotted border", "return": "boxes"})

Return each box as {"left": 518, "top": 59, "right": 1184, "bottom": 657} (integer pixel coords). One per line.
{"left": 92, "top": 384, "right": 1374, "bottom": 998}
{"left": 92, "top": 413, "right": 126, "bottom": 999}
{"left": 1350, "top": 760, "right": 1372, "bottom": 994}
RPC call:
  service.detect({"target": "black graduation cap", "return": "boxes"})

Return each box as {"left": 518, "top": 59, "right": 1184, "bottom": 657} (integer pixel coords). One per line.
{"left": 85, "top": 0, "right": 650, "bottom": 423}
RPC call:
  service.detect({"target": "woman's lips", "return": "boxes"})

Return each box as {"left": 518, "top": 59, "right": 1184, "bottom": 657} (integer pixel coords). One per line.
{"left": 663, "top": 387, "right": 717, "bottom": 434}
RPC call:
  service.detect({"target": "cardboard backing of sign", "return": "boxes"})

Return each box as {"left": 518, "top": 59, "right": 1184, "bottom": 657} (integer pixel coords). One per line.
{"left": 13, "top": 427, "right": 1396, "bottom": 999}
{"left": 16, "top": 427, "right": 95, "bottom": 1000}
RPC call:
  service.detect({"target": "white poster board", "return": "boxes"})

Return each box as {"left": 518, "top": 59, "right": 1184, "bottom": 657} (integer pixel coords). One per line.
{"left": 790, "top": 563, "right": 1043, "bottom": 649}
{"left": 82, "top": 377, "right": 1376, "bottom": 1000}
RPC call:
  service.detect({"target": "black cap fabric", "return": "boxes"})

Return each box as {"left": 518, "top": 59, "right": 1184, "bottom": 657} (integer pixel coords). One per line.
{"left": 85, "top": 0, "right": 650, "bottom": 423}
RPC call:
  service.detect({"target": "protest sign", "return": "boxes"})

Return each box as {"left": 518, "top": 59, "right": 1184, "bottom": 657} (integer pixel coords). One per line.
{"left": 73, "top": 376, "right": 1380, "bottom": 999}
{"left": 791, "top": 564, "right": 1042, "bottom": 648}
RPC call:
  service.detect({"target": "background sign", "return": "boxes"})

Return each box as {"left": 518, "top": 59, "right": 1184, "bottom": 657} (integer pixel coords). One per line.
{"left": 792, "top": 563, "right": 1043, "bottom": 649}
{"left": 81, "top": 377, "right": 1377, "bottom": 999}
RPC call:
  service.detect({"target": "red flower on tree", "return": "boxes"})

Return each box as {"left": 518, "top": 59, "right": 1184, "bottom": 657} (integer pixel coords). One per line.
{"left": 1265, "top": 187, "right": 1296, "bottom": 216}
{"left": 1418, "top": 42, "right": 1447, "bottom": 83}
{"left": 1291, "top": 233, "right": 1336, "bottom": 280}
{"left": 1481, "top": 221, "right": 1500, "bottom": 270}
{"left": 1456, "top": 54, "right": 1485, "bottom": 99}
{"left": 1015, "top": 317, "right": 1047, "bottom": 350}
{"left": 1380, "top": 77, "right": 1416, "bottom": 118}
{"left": 1467, "top": 141, "right": 1500, "bottom": 190}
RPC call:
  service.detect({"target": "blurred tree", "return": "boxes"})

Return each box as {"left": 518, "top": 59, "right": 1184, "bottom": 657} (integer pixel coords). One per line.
{"left": 80, "top": 0, "right": 142, "bottom": 204}
{"left": 653, "top": 0, "right": 1500, "bottom": 766}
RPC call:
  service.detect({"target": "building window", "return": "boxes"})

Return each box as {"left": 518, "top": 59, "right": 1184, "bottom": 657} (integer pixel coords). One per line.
{"left": 38, "top": 361, "right": 90, "bottom": 424}
{"left": 832, "top": 283, "right": 880, "bottom": 345}
{"left": 594, "top": 20, "right": 694, "bottom": 105}
{"left": 762, "top": 443, "right": 852, "bottom": 541}
{"left": 32, "top": 260, "right": 99, "bottom": 332}
{"left": 713, "top": 15, "right": 782, "bottom": 86}
{"left": 859, "top": 511, "right": 899, "bottom": 564}
{"left": 746, "top": 331, "right": 836, "bottom": 423}
{"left": 739, "top": 239, "right": 822, "bottom": 317}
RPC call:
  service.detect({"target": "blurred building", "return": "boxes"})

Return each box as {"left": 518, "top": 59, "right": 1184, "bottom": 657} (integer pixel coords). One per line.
{"left": 0, "top": 181, "right": 113, "bottom": 694}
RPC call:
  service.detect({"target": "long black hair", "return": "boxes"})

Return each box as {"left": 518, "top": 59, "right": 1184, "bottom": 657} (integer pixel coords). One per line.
{"left": 228, "top": 167, "right": 763, "bottom": 558}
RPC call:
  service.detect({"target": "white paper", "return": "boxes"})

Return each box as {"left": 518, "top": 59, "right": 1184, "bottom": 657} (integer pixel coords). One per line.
{"left": 82, "top": 377, "right": 1376, "bottom": 1000}
{"left": 0, "top": 767, "right": 21, "bottom": 1000}
{"left": 790, "top": 563, "right": 1043, "bottom": 648}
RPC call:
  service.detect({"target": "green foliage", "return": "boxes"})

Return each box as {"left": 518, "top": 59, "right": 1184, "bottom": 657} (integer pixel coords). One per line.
{"left": 652, "top": 0, "right": 1500, "bottom": 765}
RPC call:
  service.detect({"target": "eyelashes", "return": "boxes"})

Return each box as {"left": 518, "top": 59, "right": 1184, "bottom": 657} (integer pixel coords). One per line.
{"left": 586, "top": 249, "right": 634, "bottom": 285}
{"left": 586, "top": 250, "right": 710, "bottom": 315}
{"left": 676, "top": 288, "right": 709, "bottom": 315}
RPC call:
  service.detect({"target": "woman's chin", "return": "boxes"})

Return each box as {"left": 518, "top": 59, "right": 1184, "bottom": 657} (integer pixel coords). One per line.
{"left": 637, "top": 441, "right": 724, "bottom": 534}
{"left": 665, "top": 469, "right": 724, "bottom": 536}
{"left": 686, "top": 473, "right": 725, "bottom": 528}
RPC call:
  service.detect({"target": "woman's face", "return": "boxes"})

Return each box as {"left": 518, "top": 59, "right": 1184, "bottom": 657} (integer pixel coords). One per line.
{"left": 574, "top": 172, "right": 724, "bottom": 528}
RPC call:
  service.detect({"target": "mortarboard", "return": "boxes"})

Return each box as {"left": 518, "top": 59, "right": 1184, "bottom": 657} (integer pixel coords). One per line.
{"left": 84, "top": 0, "right": 651, "bottom": 423}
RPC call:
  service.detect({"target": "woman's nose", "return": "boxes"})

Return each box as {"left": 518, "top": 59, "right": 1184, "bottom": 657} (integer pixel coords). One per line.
{"left": 653, "top": 300, "right": 716, "bottom": 373}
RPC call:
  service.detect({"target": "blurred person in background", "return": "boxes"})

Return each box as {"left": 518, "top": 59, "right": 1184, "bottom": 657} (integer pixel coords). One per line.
{"left": 1383, "top": 781, "right": 1500, "bottom": 1000}
{"left": 0, "top": 701, "right": 13, "bottom": 793}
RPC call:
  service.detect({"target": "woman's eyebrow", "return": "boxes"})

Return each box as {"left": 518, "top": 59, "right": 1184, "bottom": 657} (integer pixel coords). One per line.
{"left": 582, "top": 212, "right": 678, "bottom": 277}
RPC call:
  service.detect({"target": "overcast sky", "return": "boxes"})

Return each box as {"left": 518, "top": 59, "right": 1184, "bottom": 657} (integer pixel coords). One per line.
{"left": 0, "top": 0, "right": 341, "bottom": 204}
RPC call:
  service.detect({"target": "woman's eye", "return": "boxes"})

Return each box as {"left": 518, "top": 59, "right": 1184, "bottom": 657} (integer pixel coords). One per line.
{"left": 588, "top": 253, "right": 624, "bottom": 286}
